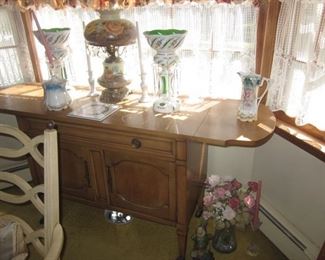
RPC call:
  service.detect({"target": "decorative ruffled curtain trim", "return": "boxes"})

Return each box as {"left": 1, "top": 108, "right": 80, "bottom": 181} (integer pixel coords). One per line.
{"left": 0, "top": 0, "right": 259, "bottom": 10}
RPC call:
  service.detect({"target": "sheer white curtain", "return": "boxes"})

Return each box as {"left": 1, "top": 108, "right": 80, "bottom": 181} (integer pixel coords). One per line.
{"left": 267, "top": 0, "right": 325, "bottom": 130}
{"left": 32, "top": 2, "right": 258, "bottom": 99}
{"left": 0, "top": 7, "right": 34, "bottom": 87}
{"left": 33, "top": 6, "right": 99, "bottom": 84}
{"left": 122, "top": 2, "right": 257, "bottom": 99}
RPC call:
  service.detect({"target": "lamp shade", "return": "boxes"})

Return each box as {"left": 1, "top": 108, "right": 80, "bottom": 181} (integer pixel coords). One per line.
{"left": 84, "top": 18, "right": 136, "bottom": 47}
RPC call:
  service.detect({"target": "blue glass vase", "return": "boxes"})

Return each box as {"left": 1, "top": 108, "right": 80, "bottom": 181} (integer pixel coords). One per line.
{"left": 212, "top": 225, "right": 237, "bottom": 253}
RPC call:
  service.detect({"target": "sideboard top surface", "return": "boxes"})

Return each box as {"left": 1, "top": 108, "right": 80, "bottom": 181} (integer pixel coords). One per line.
{"left": 0, "top": 84, "right": 276, "bottom": 147}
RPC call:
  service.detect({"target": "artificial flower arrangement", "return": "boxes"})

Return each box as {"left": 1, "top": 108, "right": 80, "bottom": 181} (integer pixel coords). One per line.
{"left": 202, "top": 174, "right": 261, "bottom": 231}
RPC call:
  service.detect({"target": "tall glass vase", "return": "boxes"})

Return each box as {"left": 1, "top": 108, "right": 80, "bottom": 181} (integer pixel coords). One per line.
{"left": 144, "top": 29, "right": 187, "bottom": 113}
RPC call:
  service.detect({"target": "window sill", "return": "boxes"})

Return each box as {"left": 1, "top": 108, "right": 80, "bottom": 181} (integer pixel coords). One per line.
{"left": 275, "top": 120, "right": 325, "bottom": 162}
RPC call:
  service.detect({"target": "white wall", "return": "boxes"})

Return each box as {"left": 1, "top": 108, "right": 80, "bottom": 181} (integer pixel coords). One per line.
{"left": 207, "top": 133, "right": 325, "bottom": 259}
{"left": 207, "top": 145, "right": 255, "bottom": 184}
{"left": 253, "top": 134, "right": 325, "bottom": 256}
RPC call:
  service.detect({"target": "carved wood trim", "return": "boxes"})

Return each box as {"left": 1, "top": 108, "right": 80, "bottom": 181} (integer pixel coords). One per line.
{"left": 257, "top": 0, "right": 281, "bottom": 104}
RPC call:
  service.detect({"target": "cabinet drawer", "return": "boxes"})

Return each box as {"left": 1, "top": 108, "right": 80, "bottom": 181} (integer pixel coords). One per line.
{"left": 22, "top": 118, "right": 176, "bottom": 158}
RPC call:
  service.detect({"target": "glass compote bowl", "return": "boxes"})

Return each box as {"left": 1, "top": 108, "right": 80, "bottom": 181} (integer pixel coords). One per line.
{"left": 34, "top": 28, "right": 70, "bottom": 79}
{"left": 144, "top": 29, "right": 187, "bottom": 113}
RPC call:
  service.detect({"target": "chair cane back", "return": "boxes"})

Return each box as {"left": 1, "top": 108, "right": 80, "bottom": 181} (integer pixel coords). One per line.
{"left": 0, "top": 124, "right": 63, "bottom": 260}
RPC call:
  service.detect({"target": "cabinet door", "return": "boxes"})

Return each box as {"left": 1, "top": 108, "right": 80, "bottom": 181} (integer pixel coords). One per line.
{"left": 105, "top": 151, "right": 176, "bottom": 221}
{"left": 59, "top": 141, "right": 105, "bottom": 205}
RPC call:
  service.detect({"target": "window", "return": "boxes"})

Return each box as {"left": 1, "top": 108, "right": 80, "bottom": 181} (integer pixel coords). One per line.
{"left": 0, "top": 7, "right": 34, "bottom": 87}
{"left": 267, "top": 0, "right": 325, "bottom": 132}
{"left": 31, "top": 3, "right": 258, "bottom": 100}
{"left": 1, "top": 1, "right": 323, "bottom": 158}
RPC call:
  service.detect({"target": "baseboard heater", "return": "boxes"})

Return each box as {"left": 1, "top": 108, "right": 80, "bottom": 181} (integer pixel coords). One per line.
{"left": 259, "top": 200, "right": 319, "bottom": 260}
{"left": 260, "top": 205, "right": 307, "bottom": 251}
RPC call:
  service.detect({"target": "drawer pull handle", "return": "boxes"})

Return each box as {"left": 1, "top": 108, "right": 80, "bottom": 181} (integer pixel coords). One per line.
{"left": 131, "top": 138, "right": 141, "bottom": 149}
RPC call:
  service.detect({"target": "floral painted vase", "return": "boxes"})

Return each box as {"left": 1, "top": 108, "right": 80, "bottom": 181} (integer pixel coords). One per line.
{"left": 237, "top": 72, "right": 269, "bottom": 122}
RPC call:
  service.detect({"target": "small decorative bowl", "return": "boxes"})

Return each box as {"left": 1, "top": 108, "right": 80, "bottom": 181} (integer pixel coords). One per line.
{"left": 34, "top": 28, "right": 70, "bottom": 47}
{"left": 33, "top": 28, "right": 70, "bottom": 60}
{"left": 143, "top": 29, "right": 187, "bottom": 52}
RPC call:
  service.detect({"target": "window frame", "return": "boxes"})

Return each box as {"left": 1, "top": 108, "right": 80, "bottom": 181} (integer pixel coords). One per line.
{"left": 20, "top": 10, "right": 42, "bottom": 82}
{"left": 257, "top": 0, "right": 324, "bottom": 162}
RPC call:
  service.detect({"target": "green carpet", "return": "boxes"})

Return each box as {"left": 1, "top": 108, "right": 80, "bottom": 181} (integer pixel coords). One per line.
{"left": 1, "top": 198, "right": 288, "bottom": 260}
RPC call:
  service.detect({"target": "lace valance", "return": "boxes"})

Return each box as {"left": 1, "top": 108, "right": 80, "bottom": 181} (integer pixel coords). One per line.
{"left": 1, "top": 0, "right": 259, "bottom": 11}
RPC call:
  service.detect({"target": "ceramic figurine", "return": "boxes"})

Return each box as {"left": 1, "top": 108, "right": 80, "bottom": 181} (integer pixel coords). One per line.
{"left": 191, "top": 224, "right": 214, "bottom": 260}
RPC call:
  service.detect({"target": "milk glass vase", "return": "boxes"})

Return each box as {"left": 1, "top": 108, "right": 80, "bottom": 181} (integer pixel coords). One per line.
{"left": 237, "top": 72, "right": 269, "bottom": 122}
{"left": 42, "top": 76, "right": 71, "bottom": 111}
{"left": 144, "top": 29, "right": 187, "bottom": 113}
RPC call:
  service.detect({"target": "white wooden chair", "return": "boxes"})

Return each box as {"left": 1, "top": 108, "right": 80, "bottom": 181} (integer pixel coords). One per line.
{"left": 0, "top": 124, "right": 64, "bottom": 260}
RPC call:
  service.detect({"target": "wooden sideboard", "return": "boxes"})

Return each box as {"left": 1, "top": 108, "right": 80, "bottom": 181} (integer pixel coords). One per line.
{"left": 0, "top": 85, "right": 276, "bottom": 259}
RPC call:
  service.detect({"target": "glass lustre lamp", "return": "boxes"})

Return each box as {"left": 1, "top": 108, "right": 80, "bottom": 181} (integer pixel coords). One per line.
{"left": 144, "top": 29, "right": 187, "bottom": 113}
{"left": 84, "top": 9, "right": 137, "bottom": 103}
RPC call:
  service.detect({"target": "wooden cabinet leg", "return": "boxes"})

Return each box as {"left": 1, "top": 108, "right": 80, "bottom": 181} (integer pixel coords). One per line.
{"left": 176, "top": 224, "right": 188, "bottom": 260}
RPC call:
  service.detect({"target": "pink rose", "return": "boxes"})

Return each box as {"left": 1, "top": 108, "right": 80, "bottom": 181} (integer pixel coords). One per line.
{"left": 228, "top": 197, "right": 240, "bottom": 209}
{"left": 214, "top": 187, "right": 226, "bottom": 199}
{"left": 231, "top": 179, "right": 242, "bottom": 190}
{"left": 203, "top": 194, "right": 215, "bottom": 207}
{"left": 244, "top": 194, "right": 255, "bottom": 208}
{"left": 248, "top": 181, "right": 259, "bottom": 192}
{"left": 223, "top": 183, "right": 232, "bottom": 191}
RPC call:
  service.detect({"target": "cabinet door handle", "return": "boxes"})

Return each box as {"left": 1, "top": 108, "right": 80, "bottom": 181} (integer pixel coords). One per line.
{"left": 131, "top": 138, "right": 141, "bottom": 149}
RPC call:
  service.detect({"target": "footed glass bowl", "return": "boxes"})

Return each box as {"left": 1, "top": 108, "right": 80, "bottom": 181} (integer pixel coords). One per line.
{"left": 143, "top": 29, "right": 187, "bottom": 52}
{"left": 33, "top": 28, "right": 70, "bottom": 60}
{"left": 33, "top": 28, "right": 70, "bottom": 47}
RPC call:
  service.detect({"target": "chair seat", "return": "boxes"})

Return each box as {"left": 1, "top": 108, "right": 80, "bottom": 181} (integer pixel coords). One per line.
{"left": 0, "top": 217, "right": 28, "bottom": 260}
